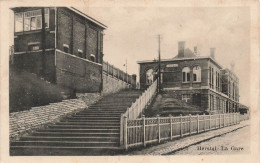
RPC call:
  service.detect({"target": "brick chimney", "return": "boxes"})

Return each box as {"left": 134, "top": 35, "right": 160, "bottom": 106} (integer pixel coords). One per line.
{"left": 210, "top": 48, "right": 215, "bottom": 59}
{"left": 194, "top": 46, "right": 198, "bottom": 55}
{"left": 178, "top": 41, "right": 185, "bottom": 57}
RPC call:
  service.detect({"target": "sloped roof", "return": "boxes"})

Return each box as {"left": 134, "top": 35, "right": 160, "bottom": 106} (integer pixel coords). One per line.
{"left": 173, "top": 48, "right": 197, "bottom": 59}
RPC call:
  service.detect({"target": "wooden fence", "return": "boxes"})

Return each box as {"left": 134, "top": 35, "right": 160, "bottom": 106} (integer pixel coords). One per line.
{"left": 121, "top": 113, "right": 249, "bottom": 150}
{"left": 103, "top": 61, "right": 133, "bottom": 84}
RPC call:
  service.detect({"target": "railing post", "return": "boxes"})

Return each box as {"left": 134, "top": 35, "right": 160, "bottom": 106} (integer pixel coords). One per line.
{"left": 180, "top": 114, "right": 183, "bottom": 137}
{"left": 157, "top": 115, "right": 161, "bottom": 143}
{"left": 170, "top": 114, "right": 173, "bottom": 140}
{"left": 203, "top": 113, "right": 206, "bottom": 132}
{"left": 189, "top": 114, "right": 192, "bottom": 135}
{"left": 123, "top": 115, "right": 128, "bottom": 150}
{"left": 197, "top": 114, "right": 199, "bottom": 134}
{"left": 142, "top": 115, "right": 146, "bottom": 147}
{"left": 120, "top": 114, "right": 124, "bottom": 147}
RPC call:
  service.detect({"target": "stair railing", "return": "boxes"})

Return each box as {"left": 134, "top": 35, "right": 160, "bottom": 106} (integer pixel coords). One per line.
{"left": 124, "top": 79, "right": 158, "bottom": 120}
{"left": 120, "top": 79, "right": 158, "bottom": 146}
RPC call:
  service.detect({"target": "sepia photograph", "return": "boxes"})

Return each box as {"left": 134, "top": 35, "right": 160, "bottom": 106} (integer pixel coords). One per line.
{"left": 1, "top": 0, "right": 259, "bottom": 162}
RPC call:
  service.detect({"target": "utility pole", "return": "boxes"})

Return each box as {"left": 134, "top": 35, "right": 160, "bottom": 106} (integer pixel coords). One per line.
{"left": 158, "top": 35, "right": 161, "bottom": 93}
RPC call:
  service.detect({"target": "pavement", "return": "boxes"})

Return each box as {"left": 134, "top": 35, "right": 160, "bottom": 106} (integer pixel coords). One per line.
{"left": 126, "top": 120, "right": 250, "bottom": 155}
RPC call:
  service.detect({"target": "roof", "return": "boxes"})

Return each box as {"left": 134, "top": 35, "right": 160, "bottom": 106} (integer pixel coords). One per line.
{"left": 68, "top": 7, "right": 107, "bottom": 29}
{"left": 173, "top": 48, "right": 197, "bottom": 59}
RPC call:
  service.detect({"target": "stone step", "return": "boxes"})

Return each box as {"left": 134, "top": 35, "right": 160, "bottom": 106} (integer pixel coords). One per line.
{"left": 11, "top": 141, "right": 119, "bottom": 147}
{"left": 48, "top": 125, "right": 120, "bottom": 129}
{"left": 20, "top": 136, "right": 119, "bottom": 142}
{"left": 56, "top": 122, "right": 120, "bottom": 126}
{"left": 68, "top": 116, "right": 120, "bottom": 120}
{"left": 32, "top": 132, "right": 120, "bottom": 137}
{"left": 63, "top": 118, "right": 120, "bottom": 122}
{"left": 37, "top": 128, "right": 120, "bottom": 133}
{"left": 73, "top": 113, "right": 122, "bottom": 117}
{"left": 10, "top": 146, "right": 121, "bottom": 156}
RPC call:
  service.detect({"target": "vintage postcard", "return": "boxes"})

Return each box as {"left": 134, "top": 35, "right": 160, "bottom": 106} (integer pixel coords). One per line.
{"left": 0, "top": 0, "right": 259, "bottom": 162}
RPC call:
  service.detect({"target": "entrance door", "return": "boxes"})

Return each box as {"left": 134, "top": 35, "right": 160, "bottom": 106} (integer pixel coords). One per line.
{"left": 192, "top": 93, "right": 201, "bottom": 106}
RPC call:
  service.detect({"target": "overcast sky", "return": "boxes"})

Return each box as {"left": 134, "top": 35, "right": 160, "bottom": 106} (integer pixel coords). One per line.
{"left": 9, "top": 6, "right": 250, "bottom": 106}
{"left": 81, "top": 7, "right": 250, "bottom": 106}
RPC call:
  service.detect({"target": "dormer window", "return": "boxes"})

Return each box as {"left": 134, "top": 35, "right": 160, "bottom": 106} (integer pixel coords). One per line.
{"left": 63, "top": 44, "right": 69, "bottom": 53}
{"left": 90, "top": 54, "right": 95, "bottom": 62}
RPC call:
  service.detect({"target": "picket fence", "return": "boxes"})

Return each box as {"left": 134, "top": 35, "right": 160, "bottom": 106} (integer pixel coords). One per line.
{"left": 121, "top": 112, "right": 249, "bottom": 150}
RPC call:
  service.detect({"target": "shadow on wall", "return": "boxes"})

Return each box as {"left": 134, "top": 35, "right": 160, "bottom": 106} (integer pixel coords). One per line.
{"left": 9, "top": 66, "right": 74, "bottom": 113}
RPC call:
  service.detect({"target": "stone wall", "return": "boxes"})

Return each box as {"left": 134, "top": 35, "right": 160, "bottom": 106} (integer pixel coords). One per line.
{"left": 9, "top": 93, "right": 101, "bottom": 140}
{"left": 102, "top": 72, "right": 130, "bottom": 95}
{"left": 55, "top": 50, "right": 102, "bottom": 92}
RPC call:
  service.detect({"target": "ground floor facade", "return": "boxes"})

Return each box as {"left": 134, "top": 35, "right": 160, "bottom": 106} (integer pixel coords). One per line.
{"left": 163, "top": 87, "right": 239, "bottom": 114}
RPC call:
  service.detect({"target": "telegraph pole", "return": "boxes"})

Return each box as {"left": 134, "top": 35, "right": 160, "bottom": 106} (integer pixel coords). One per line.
{"left": 158, "top": 35, "right": 161, "bottom": 93}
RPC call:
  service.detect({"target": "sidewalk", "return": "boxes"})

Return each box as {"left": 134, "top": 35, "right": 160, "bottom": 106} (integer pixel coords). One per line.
{"left": 127, "top": 120, "right": 250, "bottom": 155}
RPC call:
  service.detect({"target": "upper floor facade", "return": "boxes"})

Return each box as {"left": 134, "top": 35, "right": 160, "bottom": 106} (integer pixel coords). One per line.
{"left": 12, "top": 7, "right": 106, "bottom": 64}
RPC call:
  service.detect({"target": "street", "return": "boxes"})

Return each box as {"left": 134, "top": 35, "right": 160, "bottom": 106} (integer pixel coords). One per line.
{"left": 174, "top": 125, "right": 250, "bottom": 155}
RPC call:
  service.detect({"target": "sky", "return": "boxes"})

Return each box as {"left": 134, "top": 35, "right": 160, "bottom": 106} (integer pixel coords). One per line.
{"left": 81, "top": 7, "right": 250, "bottom": 106}
{"left": 8, "top": 6, "right": 250, "bottom": 106}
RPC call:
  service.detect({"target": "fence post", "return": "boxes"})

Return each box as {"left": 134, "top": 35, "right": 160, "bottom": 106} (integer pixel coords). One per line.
{"left": 142, "top": 115, "right": 146, "bottom": 147}
{"left": 189, "top": 114, "right": 192, "bottom": 135}
{"left": 123, "top": 115, "right": 128, "bottom": 150}
{"left": 157, "top": 115, "right": 161, "bottom": 143}
{"left": 120, "top": 114, "right": 124, "bottom": 147}
{"left": 180, "top": 114, "right": 183, "bottom": 137}
{"left": 197, "top": 114, "right": 199, "bottom": 134}
{"left": 170, "top": 114, "right": 173, "bottom": 140}
{"left": 203, "top": 113, "right": 206, "bottom": 132}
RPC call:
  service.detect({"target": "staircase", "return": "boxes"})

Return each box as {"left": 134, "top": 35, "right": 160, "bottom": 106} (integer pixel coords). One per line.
{"left": 10, "top": 89, "right": 143, "bottom": 156}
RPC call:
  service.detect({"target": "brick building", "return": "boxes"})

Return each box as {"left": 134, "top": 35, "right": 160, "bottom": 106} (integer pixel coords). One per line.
{"left": 11, "top": 7, "right": 106, "bottom": 92}
{"left": 137, "top": 41, "right": 239, "bottom": 114}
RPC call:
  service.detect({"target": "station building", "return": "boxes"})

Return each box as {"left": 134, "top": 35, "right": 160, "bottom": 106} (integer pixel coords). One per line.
{"left": 137, "top": 41, "right": 239, "bottom": 114}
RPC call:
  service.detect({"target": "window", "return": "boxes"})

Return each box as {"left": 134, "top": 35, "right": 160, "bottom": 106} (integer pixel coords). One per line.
{"left": 193, "top": 66, "right": 201, "bottom": 82}
{"left": 63, "top": 44, "right": 69, "bottom": 53}
{"left": 182, "top": 67, "right": 190, "bottom": 82}
{"left": 146, "top": 69, "right": 154, "bottom": 84}
{"left": 14, "top": 8, "right": 49, "bottom": 32}
{"left": 182, "top": 94, "right": 190, "bottom": 102}
{"left": 14, "top": 13, "right": 23, "bottom": 32}
{"left": 90, "top": 54, "right": 95, "bottom": 62}
{"left": 78, "top": 49, "right": 83, "bottom": 58}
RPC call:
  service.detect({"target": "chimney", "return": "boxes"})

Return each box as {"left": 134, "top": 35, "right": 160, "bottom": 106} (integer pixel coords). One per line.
{"left": 210, "top": 48, "right": 215, "bottom": 59}
{"left": 178, "top": 41, "right": 185, "bottom": 57}
{"left": 194, "top": 46, "right": 198, "bottom": 55}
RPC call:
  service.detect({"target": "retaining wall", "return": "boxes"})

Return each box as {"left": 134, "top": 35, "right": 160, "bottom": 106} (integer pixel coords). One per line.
{"left": 9, "top": 93, "right": 101, "bottom": 140}
{"left": 102, "top": 72, "right": 130, "bottom": 95}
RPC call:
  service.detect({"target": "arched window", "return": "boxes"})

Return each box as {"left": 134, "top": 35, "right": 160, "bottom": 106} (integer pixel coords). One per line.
{"left": 193, "top": 66, "right": 201, "bottom": 82}
{"left": 146, "top": 69, "right": 154, "bottom": 84}
{"left": 182, "top": 67, "right": 190, "bottom": 82}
